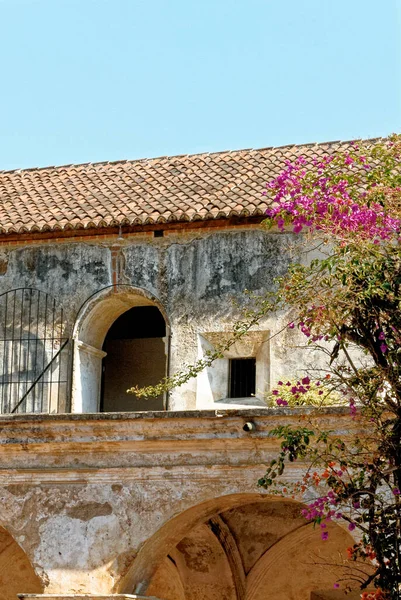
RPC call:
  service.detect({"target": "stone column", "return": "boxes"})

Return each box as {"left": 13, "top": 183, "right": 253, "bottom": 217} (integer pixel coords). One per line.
{"left": 71, "top": 340, "right": 107, "bottom": 412}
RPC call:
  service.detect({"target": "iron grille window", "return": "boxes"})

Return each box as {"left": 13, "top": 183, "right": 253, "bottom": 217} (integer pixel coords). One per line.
{"left": 229, "top": 358, "right": 256, "bottom": 398}
{"left": 0, "top": 288, "right": 71, "bottom": 414}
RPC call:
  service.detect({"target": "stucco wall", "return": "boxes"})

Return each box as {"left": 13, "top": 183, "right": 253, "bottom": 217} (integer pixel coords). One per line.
{"left": 0, "top": 226, "right": 370, "bottom": 600}
{"left": 0, "top": 409, "right": 368, "bottom": 599}
{"left": 0, "top": 225, "right": 318, "bottom": 411}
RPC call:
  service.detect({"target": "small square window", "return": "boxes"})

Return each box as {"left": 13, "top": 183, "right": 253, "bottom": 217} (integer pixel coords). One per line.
{"left": 229, "top": 358, "right": 256, "bottom": 398}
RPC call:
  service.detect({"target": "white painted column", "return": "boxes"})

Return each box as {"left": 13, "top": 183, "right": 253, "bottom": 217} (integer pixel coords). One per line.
{"left": 71, "top": 340, "right": 107, "bottom": 413}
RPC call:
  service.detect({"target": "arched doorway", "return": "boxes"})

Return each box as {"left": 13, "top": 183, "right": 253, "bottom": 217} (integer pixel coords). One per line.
{"left": 72, "top": 285, "right": 169, "bottom": 413}
{"left": 0, "top": 526, "right": 43, "bottom": 600}
{"left": 119, "top": 493, "right": 372, "bottom": 600}
{"left": 101, "top": 305, "right": 166, "bottom": 412}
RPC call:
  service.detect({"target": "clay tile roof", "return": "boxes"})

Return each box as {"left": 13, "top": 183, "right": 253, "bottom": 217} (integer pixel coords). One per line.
{"left": 0, "top": 139, "right": 375, "bottom": 235}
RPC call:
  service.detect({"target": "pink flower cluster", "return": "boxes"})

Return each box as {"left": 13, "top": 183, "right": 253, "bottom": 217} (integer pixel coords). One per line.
{"left": 263, "top": 154, "right": 400, "bottom": 241}
{"left": 272, "top": 377, "right": 320, "bottom": 406}
{"left": 349, "top": 398, "right": 357, "bottom": 417}
{"left": 301, "top": 491, "right": 344, "bottom": 540}
{"left": 301, "top": 482, "right": 363, "bottom": 542}
{"left": 272, "top": 380, "right": 288, "bottom": 405}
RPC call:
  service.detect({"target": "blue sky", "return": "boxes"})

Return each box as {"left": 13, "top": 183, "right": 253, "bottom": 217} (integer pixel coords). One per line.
{"left": 0, "top": 0, "right": 400, "bottom": 170}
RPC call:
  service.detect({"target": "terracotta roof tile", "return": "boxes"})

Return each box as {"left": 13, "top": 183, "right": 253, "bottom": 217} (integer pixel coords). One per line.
{"left": 0, "top": 139, "right": 375, "bottom": 235}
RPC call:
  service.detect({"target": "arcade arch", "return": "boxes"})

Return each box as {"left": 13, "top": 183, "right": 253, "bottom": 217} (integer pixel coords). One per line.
{"left": 71, "top": 285, "right": 169, "bottom": 413}
{"left": 119, "top": 493, "right": 372, "bottom": 600}
{"left": 0, "top": 526, "right": 43, "bottom": 600}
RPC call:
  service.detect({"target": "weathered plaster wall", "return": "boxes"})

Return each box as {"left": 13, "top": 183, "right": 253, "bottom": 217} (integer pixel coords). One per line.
{"left": 0, "top": 227, "right": 368, "bottom": 600}
{"left": 0, "top": 243, "right": 112, "bottom": 316}
{"left": 0, "top": 227, "right": 293, "bottom": 320}
{"left": 0, "top": 225, "right": 317, "bottom": 411}
{"left": 0, "top": 409, "right": 369, "bottom": 599}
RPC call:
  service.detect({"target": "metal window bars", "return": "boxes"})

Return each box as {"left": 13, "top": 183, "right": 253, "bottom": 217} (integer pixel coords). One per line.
{"left": 0, "top": 288, "right": 72, "bottom": 414}
{"left": 229, "top": 357, "right": 256, "bottom": 398}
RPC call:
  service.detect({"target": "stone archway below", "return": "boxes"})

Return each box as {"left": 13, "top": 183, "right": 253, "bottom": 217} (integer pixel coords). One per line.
{"left": 118, "top": 493, "right": 372, "bottom": 600}
{"left": 0, "top": 526, "right": 43, "bottom": 600}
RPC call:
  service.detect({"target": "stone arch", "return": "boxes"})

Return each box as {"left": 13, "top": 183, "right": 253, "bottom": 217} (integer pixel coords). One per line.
{"left": 147, "top": 556, "right": 186, "bottom": 600}
{"left": 71, "top": 284, "right": 170, "bottom": 413}
{"left": 118, "top": 492, "right": 269, "bottom": 594}
{"left": 0, "top": 525, "right": 43, "bottom": 600}
{"left": 118, "top": 492, "right": 369, "bottom": 600}
{"left": 245, "top": 521, "right": 367, "bottom": 600}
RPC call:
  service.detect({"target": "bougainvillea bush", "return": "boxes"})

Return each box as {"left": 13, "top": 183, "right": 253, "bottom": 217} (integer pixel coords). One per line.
{"left": 129, "top": 134, "right": 401, "bottom": 598}
{"left": 258, "top": 135, "right": 401, "bottom": 599}
{"left": 264, "top": 376, "right": 342, "bottom": 407}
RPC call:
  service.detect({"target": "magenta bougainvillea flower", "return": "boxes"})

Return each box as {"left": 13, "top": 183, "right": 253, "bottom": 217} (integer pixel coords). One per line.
{"left": 263, "top": 145, "right": 401, "bottom": 242}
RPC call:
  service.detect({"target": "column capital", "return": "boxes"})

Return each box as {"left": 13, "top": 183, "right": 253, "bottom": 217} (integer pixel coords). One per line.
{"left": 76, "top": 340, "right": 107, "bottom": 359}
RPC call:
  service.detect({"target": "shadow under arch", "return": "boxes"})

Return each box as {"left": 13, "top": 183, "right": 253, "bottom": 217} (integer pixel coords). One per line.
{"left": 0, "top": 524, "right": 43, "bottom": 599}
{"left": 245, "top": 520, "right": 364, "bottom": 600}
{"left": 71, "top": 284, "right": 170, "bottom": 413}
{"left": 119, "top": 492, "right": 370, "bottom": 600}
{"left": 117, "top": 492, "right": 302, "bottom": 595}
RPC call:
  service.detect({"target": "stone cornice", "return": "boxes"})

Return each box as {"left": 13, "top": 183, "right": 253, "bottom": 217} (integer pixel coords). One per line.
{"left": 0, "top": 409, "right": 363, "bottom": 476}
{"left": 0, "top": 406, "right": 352, "bottom": 424}
{"left": 0, "top": 464, "right": 268, "bottom": 485}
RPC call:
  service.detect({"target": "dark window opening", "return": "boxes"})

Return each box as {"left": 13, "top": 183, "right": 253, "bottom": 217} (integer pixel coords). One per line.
{"left": 154, "top": 230, "right": 164, "bottom": 238}
{"left": 101, "top": 306, "right": 166, "bottom": 413}
{"left": 229, "top": 358, "right": 256, "bottom": 398}
{"left": 105, "top": 306, "right": 165, "bottom": 340}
